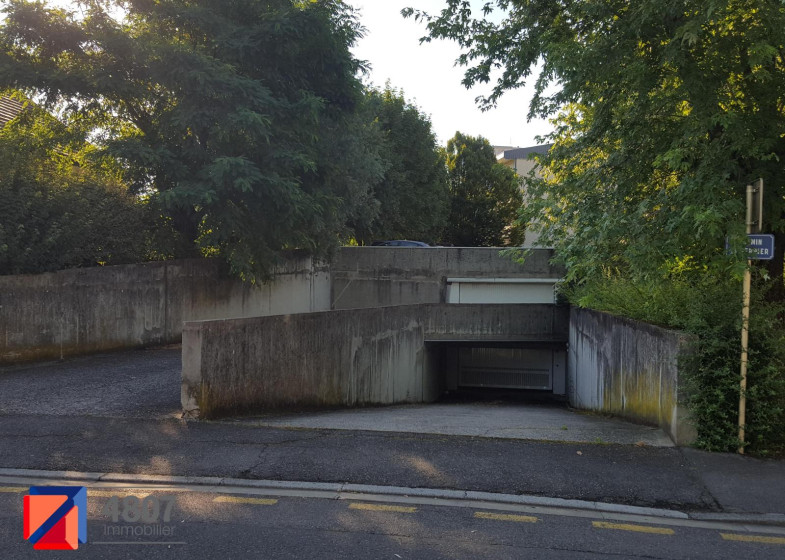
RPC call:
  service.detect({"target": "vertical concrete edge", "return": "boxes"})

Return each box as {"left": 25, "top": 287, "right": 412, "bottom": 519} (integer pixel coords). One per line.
{"left": 181, "top": 322, "right": 203, "bottom": 418}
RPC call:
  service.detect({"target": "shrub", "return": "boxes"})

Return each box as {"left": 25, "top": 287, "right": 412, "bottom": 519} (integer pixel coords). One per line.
{"left": 0, "top": 99, "right": 158, "bottom": 275}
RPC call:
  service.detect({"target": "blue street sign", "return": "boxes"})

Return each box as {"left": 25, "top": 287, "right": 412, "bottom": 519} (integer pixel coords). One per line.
{"left": 745, "top": 234, "right": 775, "bottom": 260}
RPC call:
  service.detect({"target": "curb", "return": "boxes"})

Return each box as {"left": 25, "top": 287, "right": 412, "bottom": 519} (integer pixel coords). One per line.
{"left": 1, "top": 467, "right": 783, "bottom": 527}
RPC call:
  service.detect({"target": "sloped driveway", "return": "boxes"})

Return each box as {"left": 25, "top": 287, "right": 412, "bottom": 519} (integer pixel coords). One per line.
{"left": 0, "top": 346, "right": 181, "bottom": 419}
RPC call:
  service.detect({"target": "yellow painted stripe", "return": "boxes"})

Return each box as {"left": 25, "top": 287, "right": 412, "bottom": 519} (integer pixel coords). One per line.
{"left": 721, "top": 533, "right": 785, "bottom": 545}
{"left": 88, "top": 490, "right": 150, "bottom": 498}
{"left": 592, "top": 521, "right": 674, "bottom": 535}
{"left": 349, "top": 503, "right": 417, "bottom": 513}
{"left": 474, "top": 512, "right": 538, "bottom": 523}
{"left": 0, "top": 487, "right": 26, "bottom": 493}
{"left": 213, "top": 496, "right": 278, "bottom": 506}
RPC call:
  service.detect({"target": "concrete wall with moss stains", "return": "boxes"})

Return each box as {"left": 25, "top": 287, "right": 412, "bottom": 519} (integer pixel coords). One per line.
{"left": 0, "top": 256, "right": 330, "bottom": 365}
{"left": 567, "top": 307, "right": 696, "bottom": 445}
{"left": 1, "top": 247, "right": 559, "bottom": 366}
{"left": 181, "top": 303, "right": 569, "bottom": 418}
{"left": 331, "top": 247, "right": 563, "bottom": 309}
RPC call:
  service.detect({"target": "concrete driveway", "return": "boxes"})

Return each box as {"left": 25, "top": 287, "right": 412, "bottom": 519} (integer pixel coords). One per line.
{"left": 234, "top": 402, "right": 674, "bottom": 446}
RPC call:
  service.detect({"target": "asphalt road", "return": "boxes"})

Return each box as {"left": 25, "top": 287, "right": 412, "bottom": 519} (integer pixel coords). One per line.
{"left": 2, "top": 346, "right": 785, "bottom": 558}
{"left": 0, "top": 413, "right": 718, "bottom": 510}
{"left": 0, "top": 347, "right": 181, "bottom": 419}
{"left": 1, "top": 347, "right": 785, "bottom": 515}
{"left": 2, "top": 485, "right": 783, "bottom": 559}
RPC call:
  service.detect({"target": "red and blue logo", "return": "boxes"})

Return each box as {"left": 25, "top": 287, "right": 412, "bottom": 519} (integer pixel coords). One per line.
{"left": 23, "top": 486, "right": 87, "bottom": 550}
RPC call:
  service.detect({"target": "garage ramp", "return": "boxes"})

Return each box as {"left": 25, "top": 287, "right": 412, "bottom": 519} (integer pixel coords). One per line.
{"left": 230, "top": 402, "right": 674, "bottom": 447}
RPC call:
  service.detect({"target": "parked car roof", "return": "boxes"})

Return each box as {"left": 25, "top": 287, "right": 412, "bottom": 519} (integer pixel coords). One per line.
{"left": 370, "top": 240, "right": 430, "bottom": 247}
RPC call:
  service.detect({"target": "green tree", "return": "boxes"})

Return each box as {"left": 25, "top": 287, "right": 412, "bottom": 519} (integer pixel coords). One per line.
{"left": 0, "top": 0, "right": 382, "bottom": 282}
{"left": 441, "top": 132, "right": 523, "bottom": 246}
{"left": 406, "top": 1, "right": 785, "bottom": 291}
{"left": 0, "top": 94, "right": 153, "bottom": 274}
{"left": 407, "top": 1, "right": 785, "bottom": 454}
{"left": 354, "top": 85, "right": 448, "bottom": 244}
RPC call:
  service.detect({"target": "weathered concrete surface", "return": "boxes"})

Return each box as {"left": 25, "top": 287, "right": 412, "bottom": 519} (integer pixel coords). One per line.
{"left": 182, "top": 304, "right": 569, "bottom": 418}
{"left": 568, "top": 307, "right": 696, "bottom": 445}
{"left": 183, "top": 306, "right": 427, "bottom": 417}
{"left": 0, "top": 256, "right": 329, "bottom": 365}
{"left": 1, "top": 247, "right": 562, "bottom": 366}
{"left": 240, "top": 402, "right": 674, "bottom": 446}
{"left": 423, "top": 303, "right": 568, "bottom": 341}
{"left": 166, "top": 257, "right": 330, "bottom": 332}
{"left": 331, "top": 247, "right": 563, "bottom": 309}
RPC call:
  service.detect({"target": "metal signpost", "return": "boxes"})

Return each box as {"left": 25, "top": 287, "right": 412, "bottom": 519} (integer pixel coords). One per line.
{"left": 738, "top": 178, "right": 770, "bottom": 454}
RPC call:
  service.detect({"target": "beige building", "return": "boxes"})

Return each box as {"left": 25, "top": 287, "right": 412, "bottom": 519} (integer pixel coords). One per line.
{"left": 496, "top": 143, "right": 553, "bottom": 248}
{"left": 497, "top": 144, "right": 552, "bottom": 176}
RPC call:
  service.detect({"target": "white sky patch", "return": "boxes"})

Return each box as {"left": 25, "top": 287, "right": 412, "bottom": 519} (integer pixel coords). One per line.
{"left": 350, "top": 0, "right": 554, "bottom": 148}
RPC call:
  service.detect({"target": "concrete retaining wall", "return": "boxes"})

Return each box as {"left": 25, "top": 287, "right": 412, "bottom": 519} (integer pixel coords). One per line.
{"left": 0, "top": 256, "right": 330, "bottom": 364}
{"left": 1, "top": 247, "right": 560, "bottom": 365}
{"left": 182, "top": 303, "right": 569, "bottom": 418}
{"left": 568, "top": 307, "right": 696, "bottom": 444}
{"left": 0, "top": 247, "right": 559, "bottom": 365}
{"left": 331, "top": 247, "right": 563, "bottom": 309}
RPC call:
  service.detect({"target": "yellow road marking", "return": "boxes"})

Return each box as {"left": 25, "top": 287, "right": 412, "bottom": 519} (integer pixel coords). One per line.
{"left": 0, "top": 487, "right": 26, "bottom": 493}
{"left": 349, "top": 503, "right": 417, "bottom": 513}
{"left": 213, "top": 496, "right": 278, "bottom": 506}
{"left": 721, "top": 533, "right": 785, "bottom": 545}
{"left": 474, "top": 512, "right": 538, "bottom": 523}
{"left": 592, "top": 521, "right": 674, "bottom": 535}
{"left": 88, "top": 490, "right": 150, "bottom": 498}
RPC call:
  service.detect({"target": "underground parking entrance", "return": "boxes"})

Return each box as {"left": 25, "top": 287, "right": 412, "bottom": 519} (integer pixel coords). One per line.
{"left": 424, "top": 340, "right": 568, "bottom": 404}
{"left": 227, "top": 337, "right": 672, "bottom": 446}
{"left": 181, "top": 303, "right": 676, "bottom": 446}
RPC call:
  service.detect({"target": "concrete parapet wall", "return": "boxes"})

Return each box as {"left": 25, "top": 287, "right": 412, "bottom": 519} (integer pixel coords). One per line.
{"left": 1, "top": 247, "right": 561, "bottom": 365}
{"left": 0, "top": 256, "right": 329, "bottom": 364}
{"left": 568, "top": 307, "right": 696, "bottom": 445}
{"left": 423, "top": 304, "right": 568, "bottom": 341}
{"left": 181, "top": 303, "right": 569, "bottom": 418}
{"left": 331, "top": 247, "right": 563, "bottom": 309}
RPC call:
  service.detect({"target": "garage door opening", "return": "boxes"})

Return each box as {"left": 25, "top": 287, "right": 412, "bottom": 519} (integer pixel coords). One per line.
{"left": 424, "top": 342, "right": 567, "bottom": 403}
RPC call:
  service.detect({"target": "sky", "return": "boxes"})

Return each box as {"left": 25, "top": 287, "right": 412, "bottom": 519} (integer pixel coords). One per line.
{"left": 348, "top": 0, "right": 554, "bottom": 148}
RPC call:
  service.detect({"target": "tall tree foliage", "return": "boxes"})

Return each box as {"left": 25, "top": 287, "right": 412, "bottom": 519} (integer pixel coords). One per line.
{"left": 408, "top": 1, "right": 785, "bottom": 454}
{"left": 0, "top": 0, "right": 381, "bottom": 281}
{"left": 441, "top": 132, "right": 523, "bottom": 247}
{"left": 0, "top": 94, "right": 153, "bottom": 274}
{"left": 355, "top": 85, "right": 448, "bottom": 244}
{"left": 406, "top": 1, "right": 785, "bottom": 292}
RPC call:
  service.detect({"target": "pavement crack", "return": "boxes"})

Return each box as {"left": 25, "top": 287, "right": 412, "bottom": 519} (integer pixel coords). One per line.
{"left": 236, "top": 447, "right": 269, "bottom": 479}
{"left": 257, "top": 434, "right": 326, "bottom": 446}
{"left": 192, "top": 433, "right": 326, "bottom": 447}
{"left": 677, "top": 448, "right": 723, "bottom": 512}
